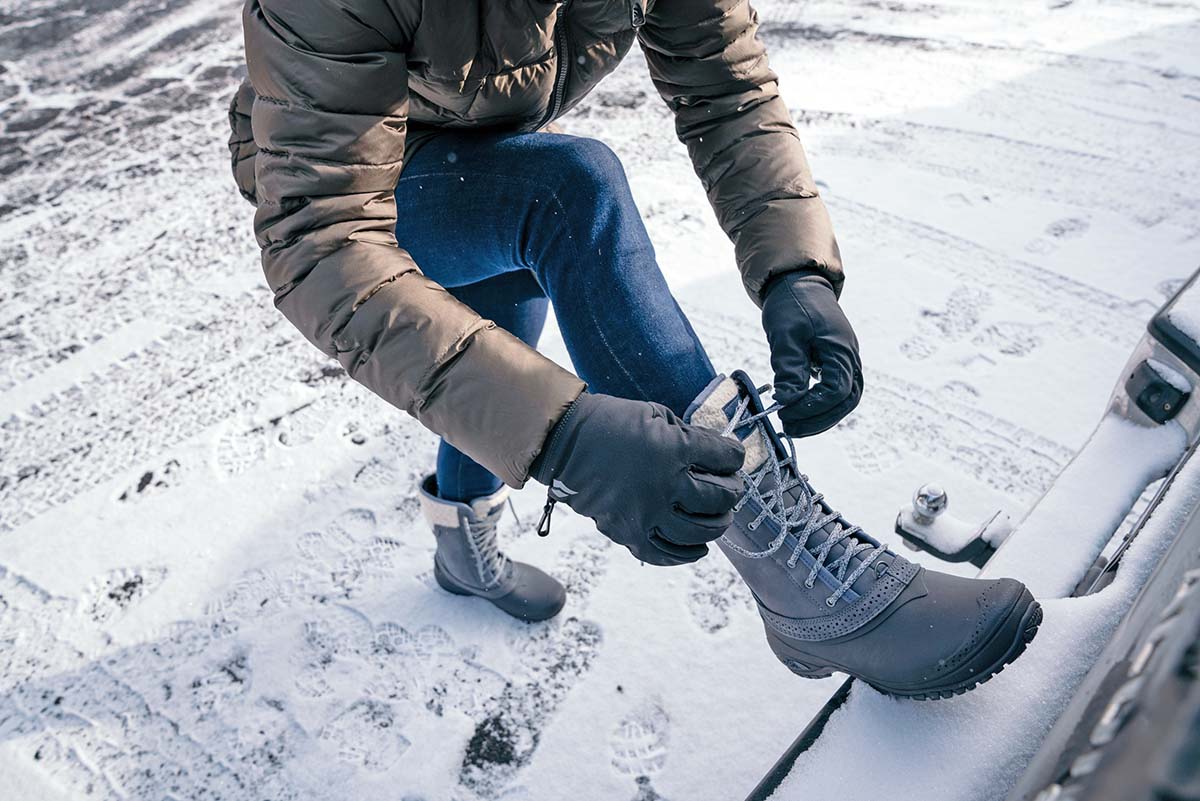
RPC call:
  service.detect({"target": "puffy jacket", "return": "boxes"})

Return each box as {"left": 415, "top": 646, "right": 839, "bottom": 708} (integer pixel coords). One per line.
{"left": 228, "top": 0, "right": 842, "bottom": 486}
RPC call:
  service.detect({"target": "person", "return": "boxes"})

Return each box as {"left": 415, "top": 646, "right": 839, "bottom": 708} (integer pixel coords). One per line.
{"left": 228, "top": 0, "right": 1041, "bottom": 698}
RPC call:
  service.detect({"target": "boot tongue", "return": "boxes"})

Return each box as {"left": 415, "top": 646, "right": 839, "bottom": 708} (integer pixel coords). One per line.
{"left": 684, "top": 373, "right": 773, "bottom": 473}
{"left": 685, "top": 373, "right": 893, "bottom": 595}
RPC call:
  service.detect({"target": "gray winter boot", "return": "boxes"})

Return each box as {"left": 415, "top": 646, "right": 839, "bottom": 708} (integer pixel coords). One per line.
{"left": 419, "top": 475, "right": 566, "bottom": 622}
{"left": 686, "top": 372, "right": 1042, "bottom": 699}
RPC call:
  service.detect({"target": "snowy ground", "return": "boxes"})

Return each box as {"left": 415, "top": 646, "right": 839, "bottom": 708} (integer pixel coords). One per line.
{"left": 1, "top": 1, "right": 1199, "bottom": 800}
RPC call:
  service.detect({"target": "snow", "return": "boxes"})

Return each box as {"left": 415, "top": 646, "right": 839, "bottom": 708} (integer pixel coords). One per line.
{"left": 1147, "top": 357, "right": 1193, "bottom": 395}
{"left": 980, "top": 513, "right": 1015, "bottom": 548}
{"left": 1, "top": 1, "right": 1199, "bottom": 800}
{"left": 897, "top": 504, "right": 1013, "bottom": 554}
{"left": 981, "top": 414, "right": 1186, "bottom": 597}
{"left": 1162, "top": 278, "right": 1200, "bottom": 349}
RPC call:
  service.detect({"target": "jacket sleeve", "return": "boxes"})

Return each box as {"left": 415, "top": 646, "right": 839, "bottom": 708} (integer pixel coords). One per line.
{"left": 228, "top": 78, "right": 258, "bottom": 205}
{"left": 639, "top": 0, "right": 843, "bottom": 302}
{"left": 240, "top": 0, "right": 585, "bottom": 486}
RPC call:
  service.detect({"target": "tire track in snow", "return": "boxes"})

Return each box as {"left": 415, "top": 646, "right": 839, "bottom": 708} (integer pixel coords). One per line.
{"left": 825, "top": 195, "right": 1158, "bottom": 345}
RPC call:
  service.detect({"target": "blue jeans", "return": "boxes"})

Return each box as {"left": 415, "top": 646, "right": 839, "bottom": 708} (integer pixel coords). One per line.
{"left": 396, "top": 131, "right": 716, "bottom": 502}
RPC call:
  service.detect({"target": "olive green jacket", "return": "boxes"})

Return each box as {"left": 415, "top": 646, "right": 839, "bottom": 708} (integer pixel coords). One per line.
{"left": 228, "top": 0, "right": 841, "bottom": 486}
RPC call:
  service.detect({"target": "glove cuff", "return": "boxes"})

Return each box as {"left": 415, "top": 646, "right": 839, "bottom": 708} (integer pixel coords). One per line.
{"left": 530, "top": 395, "right": 586, "bottom": 485}
{"left": 763, "top": 269, "right": 836, "bottom": 302}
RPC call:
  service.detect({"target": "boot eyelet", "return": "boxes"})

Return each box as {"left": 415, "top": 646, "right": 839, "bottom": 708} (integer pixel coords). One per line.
{"left": 748, "top": 521, "right": 759, "bottom": 531}
{"left": 803, "top": 579, "right": 815, "bottom": 589}
{"left": 825, "top": 597, "right": 837, "bottom": 607}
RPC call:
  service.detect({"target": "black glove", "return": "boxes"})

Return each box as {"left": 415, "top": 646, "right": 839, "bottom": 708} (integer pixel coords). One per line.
{"left": 762, "top": 271, "right": 863, "bottom": 437}
{"left": 531, "top": 392, "right": 745, "bottom": 566}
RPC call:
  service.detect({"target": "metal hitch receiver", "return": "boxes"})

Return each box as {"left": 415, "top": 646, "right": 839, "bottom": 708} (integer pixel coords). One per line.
{"left": 895, "top": 482, "right": 1013, "bottom": 568}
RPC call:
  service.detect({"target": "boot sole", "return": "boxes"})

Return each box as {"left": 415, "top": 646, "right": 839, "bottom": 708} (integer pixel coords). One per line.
{"left": 768, "top": 592, "right": 1044, "bottom": 700}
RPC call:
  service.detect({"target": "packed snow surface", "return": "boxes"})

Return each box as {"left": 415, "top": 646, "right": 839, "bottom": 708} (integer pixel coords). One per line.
{"left": 1, "top": 1, "right": 1199, "bottom": 801}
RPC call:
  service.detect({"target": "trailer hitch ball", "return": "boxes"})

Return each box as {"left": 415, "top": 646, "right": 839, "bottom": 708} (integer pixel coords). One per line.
{"left": 912, "top": 483, "right": 949, "bottom": 523}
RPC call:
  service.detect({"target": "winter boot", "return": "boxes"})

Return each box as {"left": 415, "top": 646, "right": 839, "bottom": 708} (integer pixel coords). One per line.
{"left": 685, "top": 372, "right": 1042, "bottom": 699}
{"left": 419, "top": 475, "right": 566, "bottom": 622}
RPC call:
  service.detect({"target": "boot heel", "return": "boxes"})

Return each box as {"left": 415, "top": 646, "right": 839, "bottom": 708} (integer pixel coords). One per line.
{"left": 765, "top": 629, "right": 837, "bottom": 679}
{"left": 433, "top": 560, "right": 473, "bottom": 597}
{"left": 780, "top": 659, "right": 837, "bottom": 680}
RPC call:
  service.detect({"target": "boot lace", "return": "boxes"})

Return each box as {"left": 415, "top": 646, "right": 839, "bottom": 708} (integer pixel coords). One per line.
{"left": 719, "top": 387, "right": 886, "bottom": 607}
{"left": 466, "top": 510, "right": 511, "bottom": 589}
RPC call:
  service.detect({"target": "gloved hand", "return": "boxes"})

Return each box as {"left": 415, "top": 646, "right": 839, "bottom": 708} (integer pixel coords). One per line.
{"left": 762, "top": 271, "right": 863, "bottom": 437}
{"left": 531, "top": 392, "right": 745, "bottom": 566}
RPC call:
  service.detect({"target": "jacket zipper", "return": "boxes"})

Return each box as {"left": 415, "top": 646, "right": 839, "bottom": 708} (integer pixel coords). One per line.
{"left": 538, "top": 1, "right": 572, "bottom": 129}
{"left": 630, "top": 0, "right": 645, "bottom": 28}
{"left": 530, "top": 398, "right": 580, "bottom": 538}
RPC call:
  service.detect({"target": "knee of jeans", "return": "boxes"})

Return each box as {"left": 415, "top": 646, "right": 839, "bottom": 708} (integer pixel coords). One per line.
{"left": 548, "top": 137, "right": 628, "bottom": 205}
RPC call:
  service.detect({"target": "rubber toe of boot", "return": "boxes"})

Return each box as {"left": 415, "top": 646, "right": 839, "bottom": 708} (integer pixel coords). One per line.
{"left": 876, "top": 577, "right": 1042, "bottom": 699}
{"left": 435, "top": 559, "right": 566, "bottom": 623}
{"left": 491, "top": 563, "right": 567, "bottom": 622}
{"left": 763, "top": 573, "right": 1043, "bottom": 699}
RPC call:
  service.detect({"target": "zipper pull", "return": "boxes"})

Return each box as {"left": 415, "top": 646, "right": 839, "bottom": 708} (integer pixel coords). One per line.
{"left": 630, "top": 0, "right": 645, "bottom": 28}
{"left": 536, "top": 493, "right": 558, "bottom": 537}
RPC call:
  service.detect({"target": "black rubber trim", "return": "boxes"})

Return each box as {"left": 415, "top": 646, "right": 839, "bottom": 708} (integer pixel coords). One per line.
{"left": 1148, "top": 266, "right": 1200, "bottom": 376}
